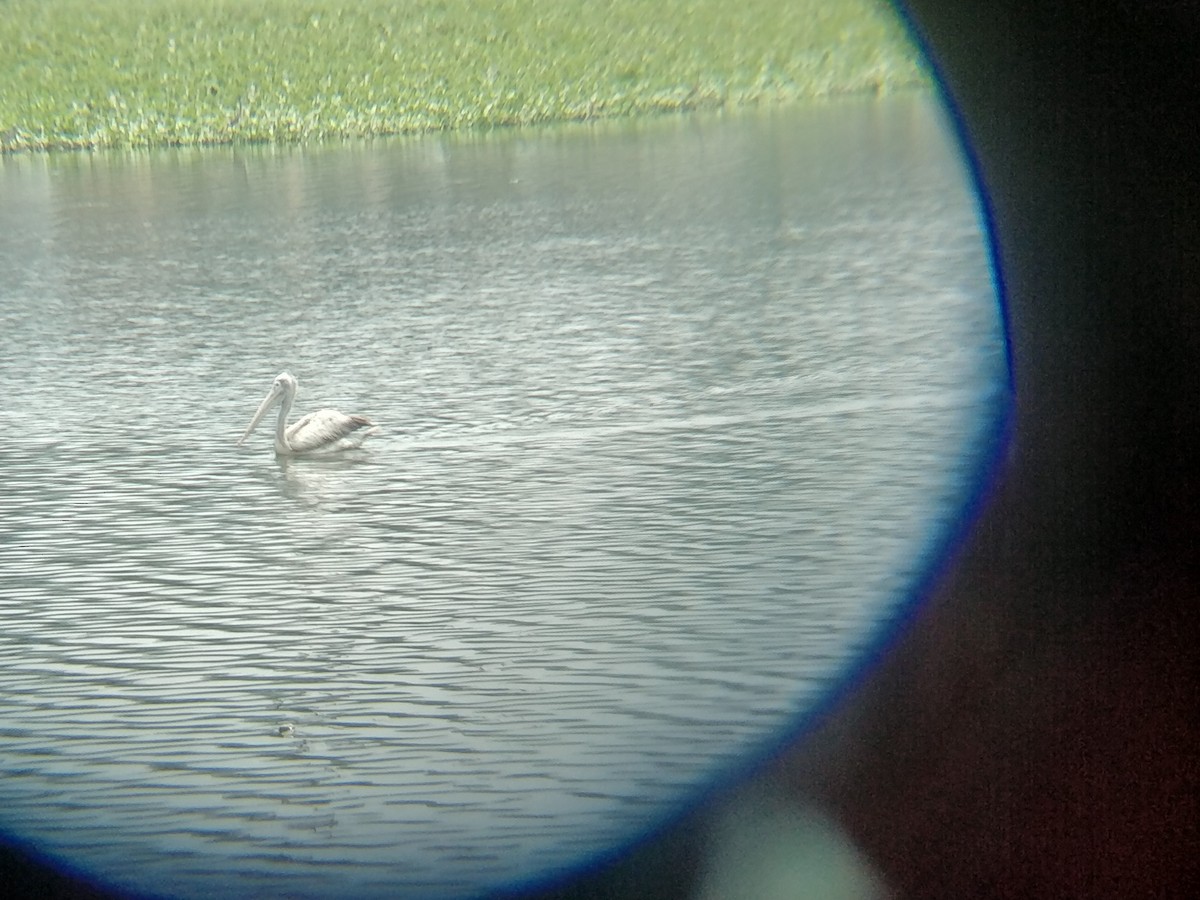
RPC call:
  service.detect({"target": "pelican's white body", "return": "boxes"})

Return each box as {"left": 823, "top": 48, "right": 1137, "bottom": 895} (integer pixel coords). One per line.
{"left": 237, "top": 372, "right": 378, "bottom": 456}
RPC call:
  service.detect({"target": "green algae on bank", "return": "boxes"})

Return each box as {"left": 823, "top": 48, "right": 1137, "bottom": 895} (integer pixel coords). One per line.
{"left": 0, "top": 0, "right": 927, "bottom": 152}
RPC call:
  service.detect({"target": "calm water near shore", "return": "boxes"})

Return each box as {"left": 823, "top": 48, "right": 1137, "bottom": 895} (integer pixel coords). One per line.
{"left": 0, "top": 95, "right": 1005, "bottom": 898}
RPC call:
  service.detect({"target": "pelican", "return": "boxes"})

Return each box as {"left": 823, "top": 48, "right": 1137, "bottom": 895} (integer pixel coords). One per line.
{"left": 237, "top": 372, "right": 379, "bottom": 456}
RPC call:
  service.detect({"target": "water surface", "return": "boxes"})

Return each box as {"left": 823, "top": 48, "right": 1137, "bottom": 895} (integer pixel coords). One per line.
{"left": 0, "top": 95, "right": 1006, "bottom": 898}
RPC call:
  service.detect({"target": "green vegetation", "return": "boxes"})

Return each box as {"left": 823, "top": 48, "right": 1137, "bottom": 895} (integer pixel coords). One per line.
{"left": 0, "top": 0, "right": 927, "bottom": 153}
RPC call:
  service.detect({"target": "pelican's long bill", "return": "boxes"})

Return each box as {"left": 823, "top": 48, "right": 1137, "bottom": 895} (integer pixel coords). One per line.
{"left": 236, "top": 381, "right": 285, "bottom": 446}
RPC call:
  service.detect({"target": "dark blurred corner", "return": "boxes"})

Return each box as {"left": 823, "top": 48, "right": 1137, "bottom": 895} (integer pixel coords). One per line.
{"left": 781, "top": 1, "right": 1198, "bottom": 895}
{"left": 4, "top": 1, "right": 1196, "bottom": 898}
{"left": 777, "top": 0, "right": 1199, "bottom": 895}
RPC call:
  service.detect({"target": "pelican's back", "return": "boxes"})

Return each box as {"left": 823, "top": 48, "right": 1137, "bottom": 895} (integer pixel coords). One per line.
{"left": 285, "top": 408, "right": 378, "bottom": 453}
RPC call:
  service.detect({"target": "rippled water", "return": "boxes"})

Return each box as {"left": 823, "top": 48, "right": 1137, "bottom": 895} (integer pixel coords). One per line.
{"left": 0, "top": 95, "right": 1006, "bottom": 898}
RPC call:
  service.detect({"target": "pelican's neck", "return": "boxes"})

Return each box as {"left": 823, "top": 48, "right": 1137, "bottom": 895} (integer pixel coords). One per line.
{"left": 274, "top": 387, "right": 294, "bottom": 454}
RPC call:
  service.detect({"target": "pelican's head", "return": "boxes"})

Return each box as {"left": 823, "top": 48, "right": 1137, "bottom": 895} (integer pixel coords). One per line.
{"left": 270, "top": 371, "right": 298, "bottom": 396}
{"left": 237, "top": 371, "right": 299, "bottom": 445}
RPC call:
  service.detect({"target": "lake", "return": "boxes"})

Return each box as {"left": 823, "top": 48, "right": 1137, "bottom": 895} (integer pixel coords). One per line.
{"left": 0, "top": 94, "right": 1007, "bottom": 898}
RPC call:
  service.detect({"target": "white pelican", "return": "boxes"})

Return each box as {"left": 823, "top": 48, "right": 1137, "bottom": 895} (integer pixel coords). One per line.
{"left": 237, "top": 372, "right": 379, "bottom": 456}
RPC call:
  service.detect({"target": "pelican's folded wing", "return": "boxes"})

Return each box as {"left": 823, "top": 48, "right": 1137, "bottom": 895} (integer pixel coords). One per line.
{"left": 286, "top": 409, "right": 378, "bottom": 453}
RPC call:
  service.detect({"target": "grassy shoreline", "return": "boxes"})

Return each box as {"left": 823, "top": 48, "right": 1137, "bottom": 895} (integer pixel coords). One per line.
{"left": 0, "top": 0, "right": 927, "bottom": 153}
